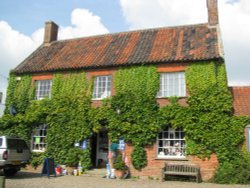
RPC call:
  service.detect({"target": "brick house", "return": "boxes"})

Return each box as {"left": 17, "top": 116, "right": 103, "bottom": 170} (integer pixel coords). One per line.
{"left": 9, "top": 0, "right": 226, "bottom": 180}
{"left": 231, "top": 87, "right": 250, "bottom": 152}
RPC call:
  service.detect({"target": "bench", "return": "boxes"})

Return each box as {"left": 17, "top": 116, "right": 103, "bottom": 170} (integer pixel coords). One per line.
{"left": 162, "top": 163, "right": 201, "bottom": 183}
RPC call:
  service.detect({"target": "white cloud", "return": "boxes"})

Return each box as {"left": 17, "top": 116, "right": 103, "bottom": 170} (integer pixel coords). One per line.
{"left": 120, "top": 0, "right": 206, "bottom": 29}
{"left": 0, "top": 20, "right": 41, "bottom": 103}
{"left": 59, "top": 9, "right": 109, "bottom": 39}
{"left": 0, "top": 8, "right": 109, "bottom": 103}
{"left": 119, "top": 0, "right": 250, "bottom": 86}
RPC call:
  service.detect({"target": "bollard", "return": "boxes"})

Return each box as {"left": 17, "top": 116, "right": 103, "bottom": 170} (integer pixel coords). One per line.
{"left": 0, "top": 176, "right": 5, "bottom": 188}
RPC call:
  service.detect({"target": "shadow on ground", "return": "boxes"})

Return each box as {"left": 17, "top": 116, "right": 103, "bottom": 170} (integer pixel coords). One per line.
{"left": 0, "top": 170, "right": 62, "bottom": 180}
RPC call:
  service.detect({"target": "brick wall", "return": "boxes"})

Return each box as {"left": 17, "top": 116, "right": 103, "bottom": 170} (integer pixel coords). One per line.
{"left": 30, "top": 63, "right": 219, "bottom": 180}
{"left": 124, "top": 143, "right": 218, "bottom": 181}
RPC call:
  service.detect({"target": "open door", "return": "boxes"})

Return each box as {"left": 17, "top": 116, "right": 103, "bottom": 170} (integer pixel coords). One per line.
{"left": 96, "top": 131, "right": 108, "bottom": 168}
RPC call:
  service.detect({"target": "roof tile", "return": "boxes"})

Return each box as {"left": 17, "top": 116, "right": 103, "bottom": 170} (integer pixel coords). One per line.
{"left": 14, "top": 23, "right": 222, "bottom": 74}
{"left": 231, "top": 87, "right": 250, "bottom": 116}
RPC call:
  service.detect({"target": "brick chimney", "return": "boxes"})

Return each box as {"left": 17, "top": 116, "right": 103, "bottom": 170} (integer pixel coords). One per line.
{"left": 43, "top": 21, "right": 58, "bottom": 44}
{"left": 207, "top": 0, "right": 219, "bottom": 26}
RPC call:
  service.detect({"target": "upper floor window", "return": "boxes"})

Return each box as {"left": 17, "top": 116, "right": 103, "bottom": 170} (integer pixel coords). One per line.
{"left": 157, "top": 127, "right": 186, "bottom": 159}
{"left": 35, "top": 80, "right": 52, "bottom": 100}
{"left": 157, "top": 72, "right": 186, "bottom": 98}
{"left": 32, "top": 124, "right": 47, "bottom": 152}
{"left": 92, "top": 75, "right": 112, "bottom": 99}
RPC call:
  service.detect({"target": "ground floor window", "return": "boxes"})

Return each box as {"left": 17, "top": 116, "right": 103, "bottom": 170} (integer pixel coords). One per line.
{"left": 157, "top": 127, "right": 186, "bottom": 158}
{"left": 32, "top": 124, "right": 47, "bottom": 152}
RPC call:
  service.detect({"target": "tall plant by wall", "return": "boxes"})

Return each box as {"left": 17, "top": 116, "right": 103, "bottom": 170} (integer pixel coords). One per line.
{"left": 0, "top": 72, "right": 93, "bottom": 169}
{"left": 108, "top": 66, "right": 161, "bottom": 170}
{"left": 160, "top": 62, "right": 249, "bottom": 183}
{"left": 185, "top": 62, "right": 246, "bottom": 162}
{"left": 4, "top": 73, "right": 34, "bottom": 114}
{"left": 45, "top": 72, "right": 92, "bottom": 168}
{"left": 0, "top": 74, "right": 34, "bottom": 141}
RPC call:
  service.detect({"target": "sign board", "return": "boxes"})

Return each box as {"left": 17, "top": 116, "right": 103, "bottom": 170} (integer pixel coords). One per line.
{"left": 118, "top": 138, "right": 125, "bottom": 150}
{"left": 41, "top": 158, "right": 56, "bottom": 177}
{"left": 81, "top": 139, "right": 88, "bottom": 150}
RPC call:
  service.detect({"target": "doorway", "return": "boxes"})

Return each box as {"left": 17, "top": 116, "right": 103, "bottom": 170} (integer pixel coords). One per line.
{"left": 96, "top": 131, "right": 108, "bottom": 168}
{"left": 90, "top": 131, "right": 108, "bottom": 168}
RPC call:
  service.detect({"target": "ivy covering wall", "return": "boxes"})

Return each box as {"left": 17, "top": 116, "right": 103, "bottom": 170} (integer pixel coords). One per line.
{"left": 0, "top": 62, "right": 249, "bottom": 183}
{"left": 108, "top": 66, "right": 161, "bottom": 169}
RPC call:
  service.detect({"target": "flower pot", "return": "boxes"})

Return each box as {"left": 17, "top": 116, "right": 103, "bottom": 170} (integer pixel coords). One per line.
{"left": 115, "top": 169, "right": 125, "bottom": 179}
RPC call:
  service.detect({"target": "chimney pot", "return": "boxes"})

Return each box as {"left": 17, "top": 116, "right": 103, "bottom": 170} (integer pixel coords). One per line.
{"left": 43, "top": 21, "right": 58, "bottom": 44}
{"left": 207, "top": 0, "right": 219, "bottom": 26}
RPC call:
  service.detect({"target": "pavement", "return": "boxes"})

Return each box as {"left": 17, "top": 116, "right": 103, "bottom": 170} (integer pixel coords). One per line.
{"left": 3, "top": 168, "right": 250, "bottom": 188}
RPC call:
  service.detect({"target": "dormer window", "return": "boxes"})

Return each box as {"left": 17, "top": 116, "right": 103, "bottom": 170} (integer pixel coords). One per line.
{"left": 35, "top": 80, "right": 52, "bottom": 100}
{"left": 92, "top": 75, "right": 112, "bottom": 99}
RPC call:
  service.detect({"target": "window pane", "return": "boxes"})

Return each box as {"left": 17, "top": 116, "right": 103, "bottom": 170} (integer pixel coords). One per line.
{"left": 35, "top": 80, "right": 52, "bottom": 100}
{"left": 157, "top": 72, "right": 186, "bottom": 97}
{"left": 92, "top": 76, "right": 112, "bottom": 99}
{"left": 157, "top": 127, "right": 186, "bottom": 158}
{"left": 32, "top": 124, "right": 47, "bottom": 152}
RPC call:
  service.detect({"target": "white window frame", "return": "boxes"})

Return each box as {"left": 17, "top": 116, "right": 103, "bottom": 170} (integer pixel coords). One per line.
{"left": 32, "top": 124, "right": 47, "bottom": 152}
{"left": 35, "top": 80, "right": 52, "bottom": 100}
{"left": 92, "top": 75, "right": 112, "bottom": 99}
{"left": 247, "top": 125, "right": 250, "bottom": 152}
{"left": 157, "top": 72, "right": 186, "bottom": 98}
{"left": 157, "top": 127, "right": 186, "bottom": 159}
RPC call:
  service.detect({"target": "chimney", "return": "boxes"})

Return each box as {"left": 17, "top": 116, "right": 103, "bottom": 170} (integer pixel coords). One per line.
{"left": 207, "top": 0, "right": 219, "bottom": 26}
{"left": 43, "top": 21, "right": 58, "bottom": 44}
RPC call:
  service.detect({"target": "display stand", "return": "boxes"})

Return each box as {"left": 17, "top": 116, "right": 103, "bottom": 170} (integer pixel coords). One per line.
{"left": 41, "top": 158, "right": 56, "bottom": 178}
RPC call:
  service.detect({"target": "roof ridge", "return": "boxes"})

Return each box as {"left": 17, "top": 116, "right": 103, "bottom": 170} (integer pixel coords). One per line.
{"left": 51, "top": 23, "right": 209, "bottom": 44}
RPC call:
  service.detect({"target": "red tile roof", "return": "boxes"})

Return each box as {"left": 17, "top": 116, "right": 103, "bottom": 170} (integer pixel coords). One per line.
{"left": 14, "top": 23, "right": 222, "bottom": 74}
{"left": 231, "top": 87, "right": 250, "bottom": 116}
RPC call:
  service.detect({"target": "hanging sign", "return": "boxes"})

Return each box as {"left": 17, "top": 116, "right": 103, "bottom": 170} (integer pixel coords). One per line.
{"left": 81, "top": 139, "right": 88, "bottom": 150}
{"left": 118, "top": 138, "right": 125, "bottom": 150}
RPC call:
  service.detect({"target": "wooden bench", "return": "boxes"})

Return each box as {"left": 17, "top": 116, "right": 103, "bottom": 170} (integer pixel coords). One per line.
{"left": 162, "top": 163, "right": 201, "bottom": 183}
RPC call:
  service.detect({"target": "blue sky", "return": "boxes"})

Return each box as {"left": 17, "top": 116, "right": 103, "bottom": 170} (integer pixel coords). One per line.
{"left": 0, "top": 0, "right": 126, "bottom": 35}
{"left": 0, "top": 0, "right": 250, "bottom": 103}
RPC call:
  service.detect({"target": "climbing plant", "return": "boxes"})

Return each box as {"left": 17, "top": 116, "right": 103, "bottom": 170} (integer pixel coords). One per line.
{"left": 185, "top": 62, "right": 246, "bottom": 162}
{"left": 107, "top": 66, "right": 161, "bottom": 170}
{"left": 160, "top": 62, "right": 249, "bottom": 183}
{"left": 0, "top": 72, "right": 93, "bottom": 169}
{"left": 45, "top": 72, "right": 92, "bottom": 168}
{"left": 1, "top": 62, "right": 249, "bottom": 182}
{"left": 4, "top": 73, "right": 34, "bottom": 115}
{"left": 0, "top": 73, "right": 34, "bottom": 141}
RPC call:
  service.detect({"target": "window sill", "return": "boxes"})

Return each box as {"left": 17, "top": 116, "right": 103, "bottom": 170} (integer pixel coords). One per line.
{"left": 92, "top": 98, "right": 105, "bottom": 101}
{"left": 155, "top": 157, "right": 188, "bottom": 161}
{"left": 156, "top": 96, "right": 187, "bottom": 99}
{"left": 32, "top": 150, "right": 46, "bottom": 153}
{"left": 92, "top": 97, "right": 111, "bottom": 101}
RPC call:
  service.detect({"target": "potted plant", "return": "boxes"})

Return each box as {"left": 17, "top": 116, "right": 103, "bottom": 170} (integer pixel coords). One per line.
{"left": 113, "top": 154, "right": 127, "bottom": 179}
